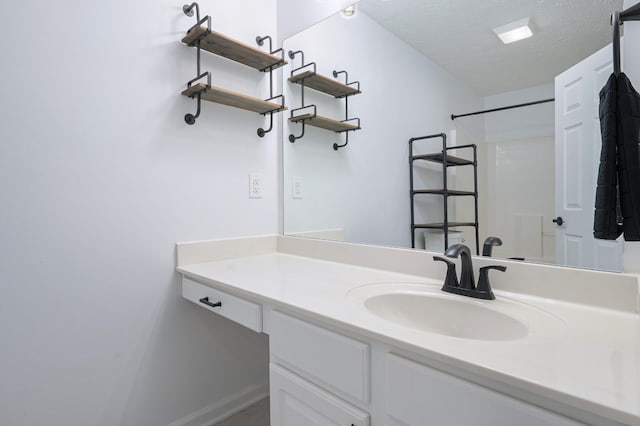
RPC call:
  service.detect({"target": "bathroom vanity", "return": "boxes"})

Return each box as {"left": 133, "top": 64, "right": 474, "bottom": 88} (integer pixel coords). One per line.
{"left": 176, "top": 235, "right": 640, "bottom": 426}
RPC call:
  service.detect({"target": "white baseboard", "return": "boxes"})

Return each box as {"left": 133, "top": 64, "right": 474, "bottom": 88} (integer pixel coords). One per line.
{"left": 168, "top": 382, "right": 269, "bottom": 426}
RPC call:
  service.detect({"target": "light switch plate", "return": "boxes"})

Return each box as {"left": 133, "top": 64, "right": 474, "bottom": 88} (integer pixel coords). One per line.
{"left": 249, "top": 173, "right": 263, "bottom": 198}
{"left": 292, "top": 176, "right": 303, "bottom": 199}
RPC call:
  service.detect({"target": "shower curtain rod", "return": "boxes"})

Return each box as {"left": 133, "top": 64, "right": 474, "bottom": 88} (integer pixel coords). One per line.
{"left": 450, "top": 98, "right": 554, "bottom": 121}
{"left": 613, "top": 1, "right": 640, "bottom": 76}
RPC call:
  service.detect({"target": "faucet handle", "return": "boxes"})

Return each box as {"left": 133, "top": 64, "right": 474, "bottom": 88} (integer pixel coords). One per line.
{"left": 476, "top": 265, "right": 506, "bottom": 300}
{"left": 433, "top": 256, "right": 459, "bottom": 289}
{"left": 480, "top": 265, "right": 507, "bottom": 272}
{"left": 482, "top": 236, "right": 503, "bottom": 256}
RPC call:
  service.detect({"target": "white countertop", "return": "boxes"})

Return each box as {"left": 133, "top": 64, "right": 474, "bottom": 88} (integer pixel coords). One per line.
{"left": 177, "top": 236, "right": 640, "bottom": 425}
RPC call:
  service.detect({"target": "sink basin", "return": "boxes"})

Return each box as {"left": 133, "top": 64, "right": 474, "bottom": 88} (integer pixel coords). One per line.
{"left": 347, "top": 283, "right": 565, "bottom": 342}
{"left": 365, "top": 292, "right": 527, "bottom": 340}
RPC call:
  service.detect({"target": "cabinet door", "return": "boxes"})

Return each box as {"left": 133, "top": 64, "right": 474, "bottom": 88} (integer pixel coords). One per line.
{"left": 270, "top": 364, "right": 369, "bottom": 426}
{"left": 269, "top": 310, "right": 369, "bottom": 403}
{"left": 384, "top": 354, "right": 584, "bottom": 426}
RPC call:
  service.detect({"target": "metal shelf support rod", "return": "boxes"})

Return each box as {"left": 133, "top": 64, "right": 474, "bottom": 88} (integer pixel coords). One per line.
{"left": 333, "top": 70, "right": 360, "bottom": 151}
{"left": 256, "top": 35, "right": 286, "bottom": 137}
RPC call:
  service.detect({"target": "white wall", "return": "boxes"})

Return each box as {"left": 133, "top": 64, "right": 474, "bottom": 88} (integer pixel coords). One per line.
{"left": 481, "top": 85, "right": 556, "bottom": 262}
{"left": 622, "top": 0, "right": 640, "bottom": 273}
{"left": 0, "top": 1, "right": 275, "bottom": 425}
{"left": 282, "top": 10, "right": 484, "bottom": 249}
{"left": 277, "top": 0, "right": 356, "bottom": 41}
{"left": 484, "top": 84, "right": 555, "bottom": 143}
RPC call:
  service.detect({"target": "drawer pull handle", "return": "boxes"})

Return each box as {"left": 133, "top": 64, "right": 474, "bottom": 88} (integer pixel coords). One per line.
{"left": 199, "top": 297, "right": 222, "bottom": 308}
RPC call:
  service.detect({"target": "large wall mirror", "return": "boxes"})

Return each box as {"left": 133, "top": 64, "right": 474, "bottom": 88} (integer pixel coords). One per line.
{"left": 281, "top": 0, "right": 625, "bottom": 272}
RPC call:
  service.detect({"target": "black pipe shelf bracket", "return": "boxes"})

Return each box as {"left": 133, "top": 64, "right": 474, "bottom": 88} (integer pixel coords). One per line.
{"left": 180, "top": 2, "right": 287, "bottom": 135}
{"left": 613, "top": 2, "right": 640, "bottom": 77}
{"left": 287, "top": 50, "right": 361, "bottom": 150}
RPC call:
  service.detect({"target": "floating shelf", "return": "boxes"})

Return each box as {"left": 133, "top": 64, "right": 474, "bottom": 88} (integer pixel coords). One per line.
{"left": 412, "top": 189, "right": 475, "bottom": 196}
{"left": 180, "top": 3, "right": 286, "bottom": 132}
{"left": 182, "top": 26, "right": 287, "bottom": 70}
{"left": 286, "top": 50, "right": 361, "bottom": 149}
{"left": 411, "top": 153, "right": 474, "bottom": 166}
{"left": 289, "top": 113, "right": 360, "bottom": 132}
{"left": 288, "top": 71, "right": 361, "bottom": 98}
{"left": 182, "top": 83, "right": 287, "bottom": 114}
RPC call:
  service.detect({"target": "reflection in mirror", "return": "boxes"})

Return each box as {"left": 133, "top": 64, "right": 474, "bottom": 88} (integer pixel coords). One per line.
{"left": 282, "top": 0, "right": 624, "bottom": 272}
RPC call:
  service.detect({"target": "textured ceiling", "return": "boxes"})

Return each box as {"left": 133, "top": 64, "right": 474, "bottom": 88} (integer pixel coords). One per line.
{"left": 359, "top": 0, "right": 623, "bottom": 95}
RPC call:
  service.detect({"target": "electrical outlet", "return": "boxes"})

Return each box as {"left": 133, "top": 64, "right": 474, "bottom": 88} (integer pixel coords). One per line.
{"left": 249, "top": 173, "right": 263, "bottom": 198}
{"left": 292, "top": 176, "right": 303, "bottom": 199}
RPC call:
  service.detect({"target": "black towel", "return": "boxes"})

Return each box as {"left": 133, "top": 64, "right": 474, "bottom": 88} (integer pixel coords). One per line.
{"left": 617, "top": 73, "right": 640, "bottom": 241}
{"left": 594, "top": 72, "right": 640, "bottom": 241}
{"left": 594, "top": 74, "right": 621, "bottom": 239}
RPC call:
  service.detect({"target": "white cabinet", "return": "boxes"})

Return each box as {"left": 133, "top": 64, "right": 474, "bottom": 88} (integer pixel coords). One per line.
{"left": 180, "top": 277, "right": 598, "bottom": 426}
{"left": 269, "top": 310, "right": 369, "bottom": 403}
{"left": 266, "top": 310, "right": 588, "bottom": 426}
{"left": 270, "top": 364, "right": 369, "bottom": 426}
{"left": 383, "top": 353, "right": 585, "bottom": 426}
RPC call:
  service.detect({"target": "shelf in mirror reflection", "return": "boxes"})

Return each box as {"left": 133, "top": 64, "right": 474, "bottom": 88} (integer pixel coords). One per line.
{"left": 288, "top": 70, "right": 361, "bottom": 98}
{"left": 413, "top": 222, "right": 477, "bottom": 229}
{"left": 411, "top": 153, "right": 473, "bottom": 166}
{"left": 289, "top": 113, "right": 360, "bottom": 132}
{"left": 412, "top": 190, "right": 475, "bottom": 196}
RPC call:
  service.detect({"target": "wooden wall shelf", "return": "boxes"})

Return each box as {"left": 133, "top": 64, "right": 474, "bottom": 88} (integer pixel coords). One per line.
{"left": 287, "top": 51, "right": 361, "bottom": 148}
{"left": 183, "top": 84, "right": 286, "bottom": 114}
{"left": 288, "top": 71, "right": 361, "bottom": 98}
{"left": 289, "top": 114, "right": 360, "bottom": 132}
{"left": 182, "top": 26, "right": 287, "bottom": 71}
{"left": 180, "top": 4, "right": 287, "bottom": 131}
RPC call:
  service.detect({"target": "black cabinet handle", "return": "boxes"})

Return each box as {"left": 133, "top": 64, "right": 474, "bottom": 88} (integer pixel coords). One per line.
{"left": 199, "top": 297, "right": 222, "bottom": 308}
{"left": 552, "top": 216, "right": 564, "bottom": 226}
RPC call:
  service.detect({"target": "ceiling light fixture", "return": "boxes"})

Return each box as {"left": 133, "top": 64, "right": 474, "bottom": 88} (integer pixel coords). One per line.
{"left": 492, "top": 17, "right": 533, "bottom": 44}
{"left": 342, "top": 5, "right": 357, "bottom": 18}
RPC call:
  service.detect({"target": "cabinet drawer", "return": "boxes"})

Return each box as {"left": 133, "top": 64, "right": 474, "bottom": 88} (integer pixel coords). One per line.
{"left": 270, "top": 363, "right": 369, "bottom": 426}
{"left": 269, "top": 310, "right": 369, "bottom": 403}
{"left": 182, "top": 277, "right": 262, "bottom": 333}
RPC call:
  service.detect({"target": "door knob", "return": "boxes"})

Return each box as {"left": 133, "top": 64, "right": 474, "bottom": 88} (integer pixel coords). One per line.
{"left": 553, "top": 216, "right": 564, "bottom": 226}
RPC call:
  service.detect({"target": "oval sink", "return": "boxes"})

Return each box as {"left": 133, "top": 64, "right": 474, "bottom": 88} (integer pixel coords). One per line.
{"left": 348, "top": 283, "right": 565, "bottom": 342}
{"left": 365, "top": 292, "right": 527, "bottom": 341}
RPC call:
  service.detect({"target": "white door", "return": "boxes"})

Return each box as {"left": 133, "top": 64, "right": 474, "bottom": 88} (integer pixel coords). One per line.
{"left": 270, "top": 364, "right": 369, "bottom": 426}
{"left": 555, "top": 43, "right": 623, "bottom": 272}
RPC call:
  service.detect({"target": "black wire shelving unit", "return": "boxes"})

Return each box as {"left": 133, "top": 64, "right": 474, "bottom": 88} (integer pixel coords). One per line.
{"left": 409, "top": 133, "right": 479, "bottom": 254}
